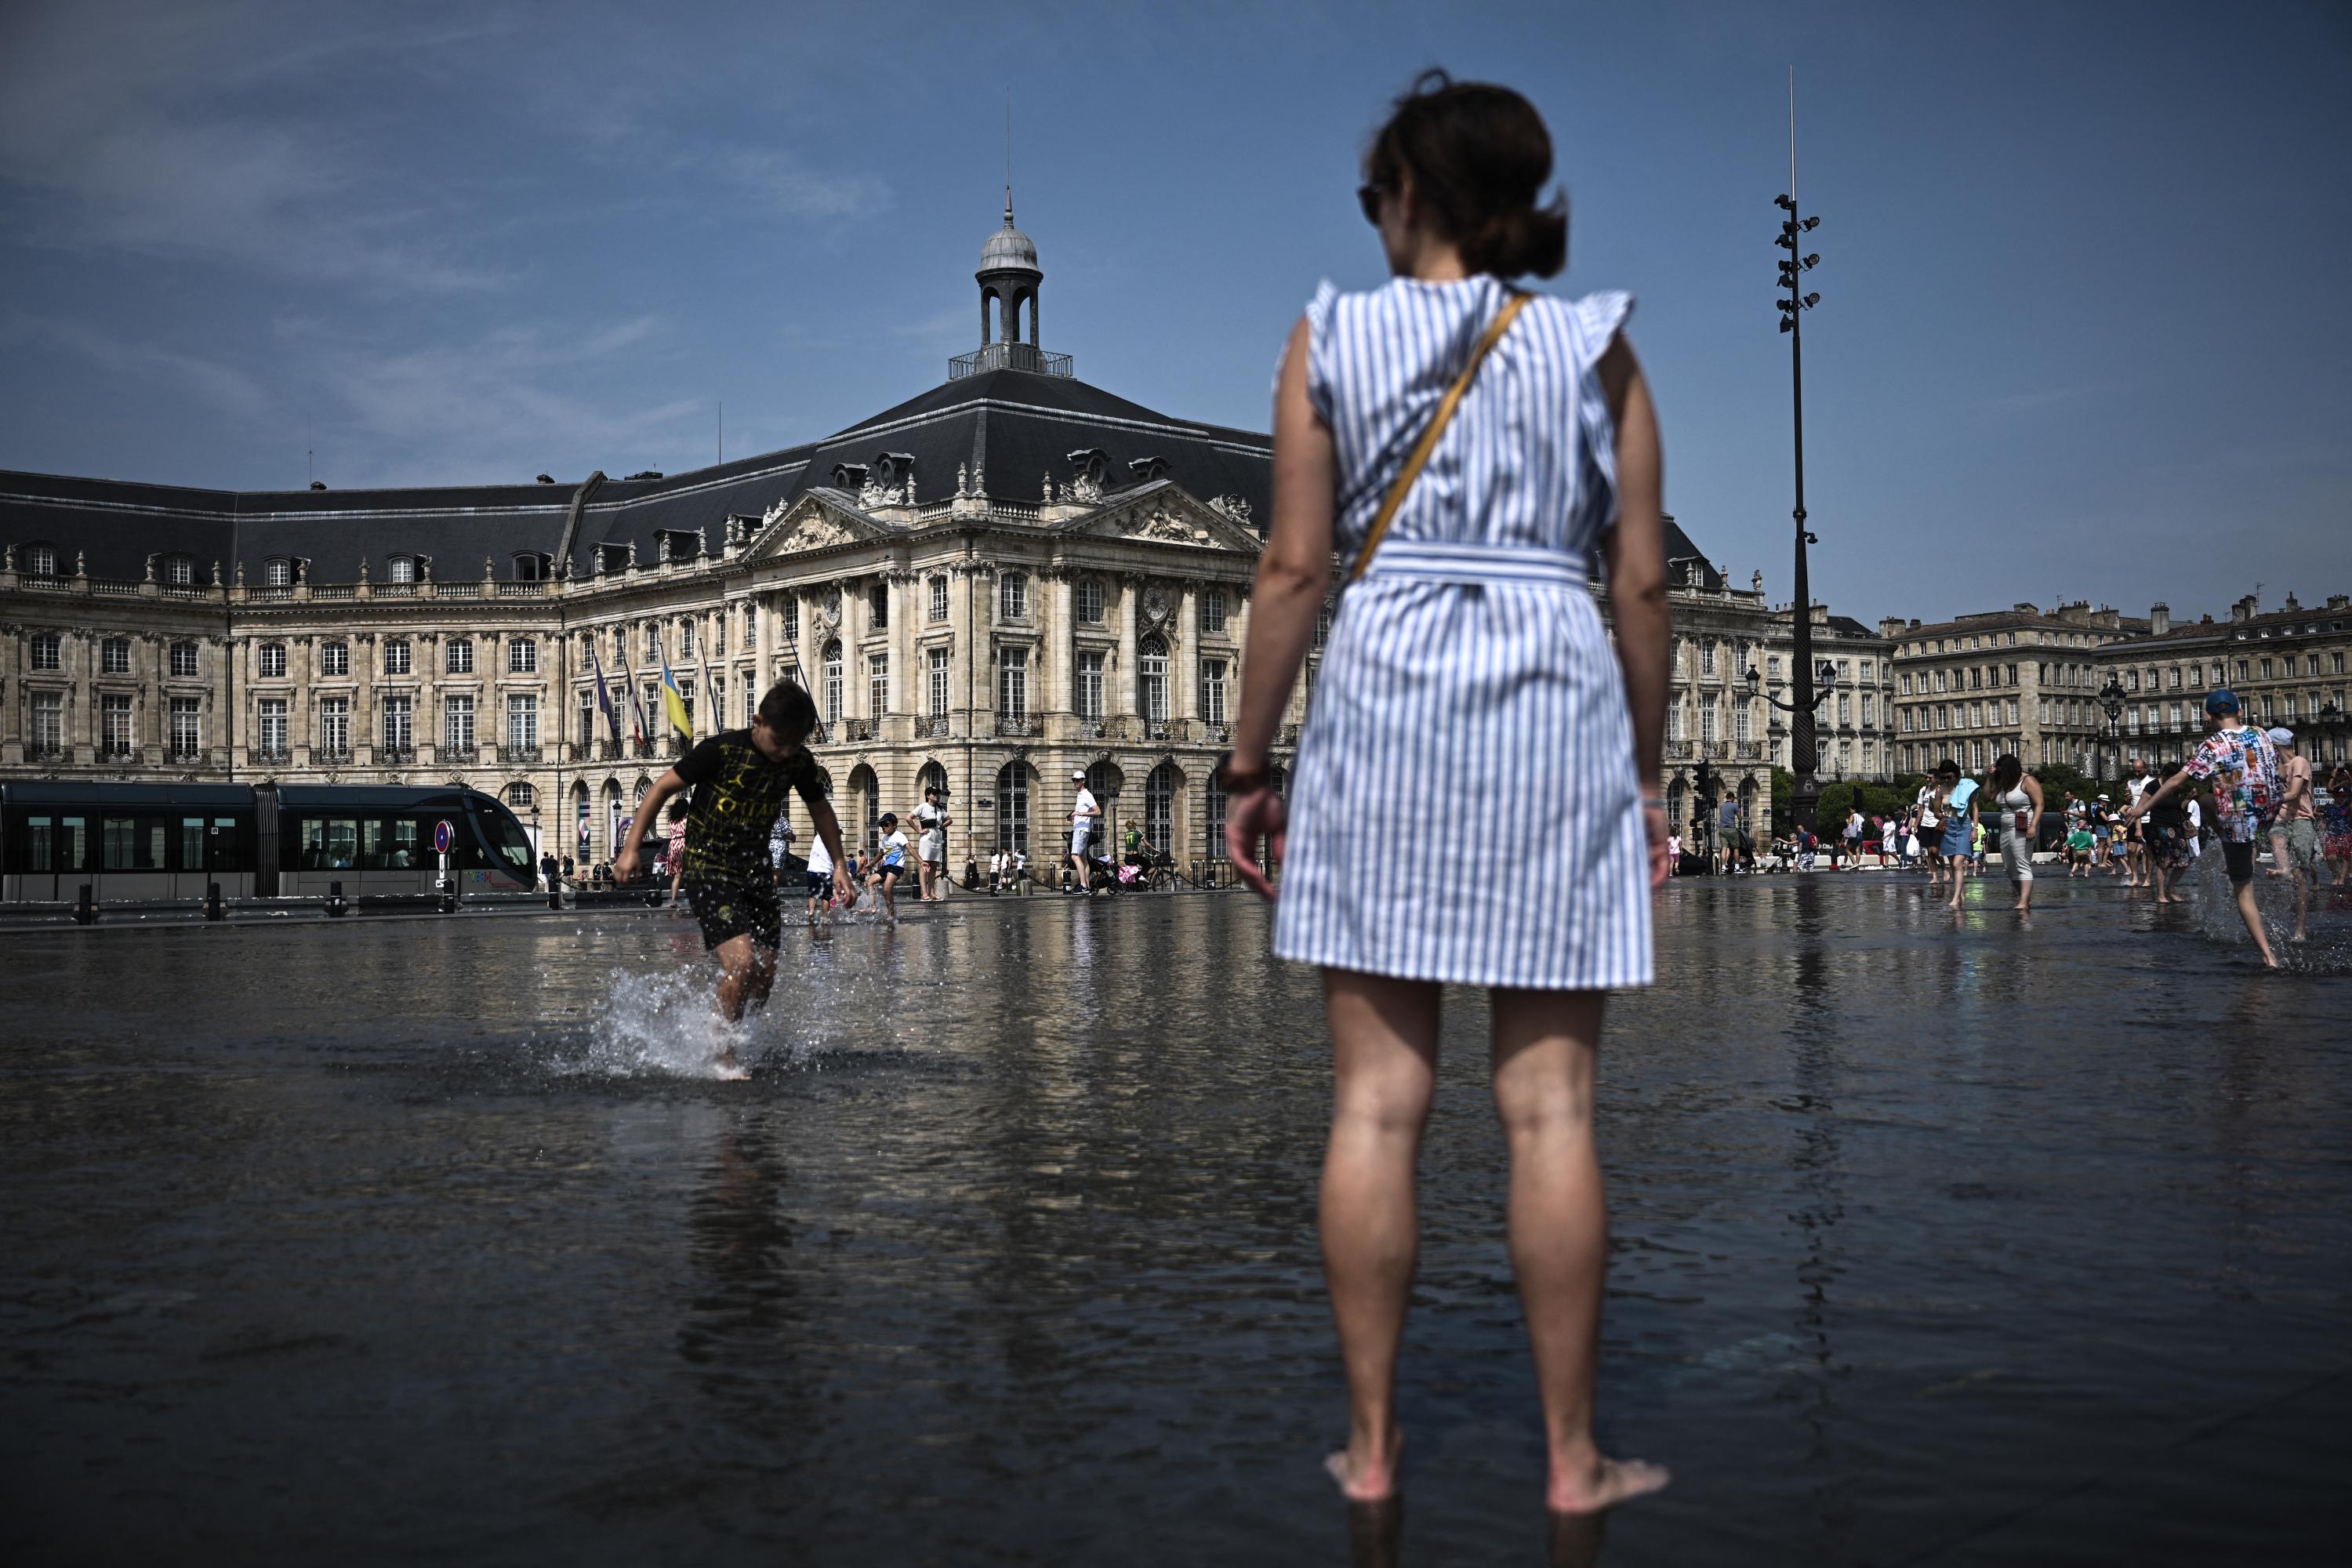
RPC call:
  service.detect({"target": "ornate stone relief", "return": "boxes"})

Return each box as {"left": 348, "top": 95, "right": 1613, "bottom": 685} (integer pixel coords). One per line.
{"left": 1209, "top": 495, "right": 1253, "bottom": 528}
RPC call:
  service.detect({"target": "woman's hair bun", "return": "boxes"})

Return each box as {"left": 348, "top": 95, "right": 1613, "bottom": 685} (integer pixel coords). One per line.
{"left": 1367, "top": 69, "right": 1570, "bottom": 280}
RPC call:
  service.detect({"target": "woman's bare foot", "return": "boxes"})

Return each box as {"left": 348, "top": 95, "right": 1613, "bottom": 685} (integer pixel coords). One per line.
{"left": 1324, "top": 1429, "right": 1403, "bottom": 1502}
{"left": 1547, "top": 1454, "right": 1670, "bottom": 1515}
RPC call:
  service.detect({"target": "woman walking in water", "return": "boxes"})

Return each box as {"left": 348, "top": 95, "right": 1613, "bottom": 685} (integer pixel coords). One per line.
{"left": 1223, "top": 72, "right": 1669, "bottom": 1515}
{"left": 1987, "top": 753, "right": 2044, "bottom": 911}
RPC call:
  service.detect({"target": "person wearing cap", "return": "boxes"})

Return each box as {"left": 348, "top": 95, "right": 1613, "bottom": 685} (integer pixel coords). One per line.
{"left": 1067, "top": 771, "right": 1101, "bottom": 892}
{"left": 2265, "top": 727, "right": 2316, "bottom": 942}
{"left": 2125, "top": 688, "right": 2281, "bottom": 967}
{"left": 913, "top": 783, "right": 952, "bottom": 902}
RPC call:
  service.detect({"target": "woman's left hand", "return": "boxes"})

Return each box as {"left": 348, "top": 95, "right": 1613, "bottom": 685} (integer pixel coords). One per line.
{"left": 1227, "top": 787, "right": 1287, "bottom": 902}
{"left": 1645, "top": 804, "right": 1670, "bottom": 891}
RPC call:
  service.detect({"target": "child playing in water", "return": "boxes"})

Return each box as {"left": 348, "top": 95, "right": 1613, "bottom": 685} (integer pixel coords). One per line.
{"left": 873, "top": 812, "right": 909, "bottom": 920}
{"left": 615, "top": 681, "right": 852, "bottom": 1073}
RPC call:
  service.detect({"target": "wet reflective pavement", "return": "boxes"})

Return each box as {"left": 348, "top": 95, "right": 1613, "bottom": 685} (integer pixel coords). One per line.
{"left": 2, "top": 870, "right": 2347, "bottom": 1565}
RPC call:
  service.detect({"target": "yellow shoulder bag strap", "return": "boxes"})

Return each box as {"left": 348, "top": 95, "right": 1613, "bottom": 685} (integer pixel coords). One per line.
{"left": 1345, "top": 289, "right": 1530, "bottom": 586}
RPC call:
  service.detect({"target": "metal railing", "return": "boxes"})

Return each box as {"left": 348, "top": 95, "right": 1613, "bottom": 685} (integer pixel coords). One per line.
{"left": 165, "top": 745, "right": 204, "bottom": 764}
{"left": 26, "top": 744, "right": 66, "bottom": 762}
{"left": 499, "top": 744, "right": 542, "bottom": 765}
{"left": 442, "top": 745, "right": 478, "bottom": 764}
{"left": 914, "top": 715, "right": 949, "bottom": 738}
{"left": 996, "top": 714, "right": 1035, "bottom": 737}
{"left": 99, "top": 744, "right": 140, "bottom": 761}
{"left": 316, "top": 747, "right": 354, "bottom": 767}
{"left": 947, "top": 343, "right": 1073, "bottom": 379}
{"left": 254, "top": 746, "right": 292, "bottom": 764}
{"left": 840, "top": 717, "right": 876, "bottom": 742}
{"left": 379, "top": 746, "right": 416, "bottom": 765}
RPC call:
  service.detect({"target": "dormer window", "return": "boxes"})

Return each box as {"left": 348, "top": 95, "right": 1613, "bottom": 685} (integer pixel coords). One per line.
{"left": 1128, "top": 456, "right": 1170, "bottom": 482}
{"left": 512, "top": 552, "right": 552, "bottom": 582}
{"left": 594, "top": 542, "right": 631, "bottom": 575}
{"left": 162, "top": 554, "right": 196, "bottom": 586}
{"left": 21, "top": 542, "right": 59, "bottom": 577}
{"left": 264, "top": 557, "right": 293, "bottom": 587}
{"left": 655, "top": 530, "right": 699, "bottom": 564}
{"left": 387, "top": 554, "right": 418, "bottom": 583}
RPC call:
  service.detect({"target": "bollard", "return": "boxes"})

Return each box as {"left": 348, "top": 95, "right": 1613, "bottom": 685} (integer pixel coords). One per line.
{"left": 326, "top": 879, "right": 348, "bottom": 917}
{"left": 205, "top": 881, "right": 224, "bottom": 921}
{"left": 74, "top": 884, "right": 96, "bottom": 925}
{"left": 546, "top": 884, "right": 563, "bottom": 912}
{"left": 437, "top": 879, "right": 458, "bottom": 915}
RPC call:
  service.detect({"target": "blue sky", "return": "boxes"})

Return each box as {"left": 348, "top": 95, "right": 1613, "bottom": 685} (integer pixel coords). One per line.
{"left": 1, "top": 0, "right": 2345, "bottom": 625}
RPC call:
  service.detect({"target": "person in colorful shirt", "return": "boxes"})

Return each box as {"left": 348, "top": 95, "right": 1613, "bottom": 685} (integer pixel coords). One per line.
{"left": 2125, "top": 687, "right": 2279, "bottom": 967}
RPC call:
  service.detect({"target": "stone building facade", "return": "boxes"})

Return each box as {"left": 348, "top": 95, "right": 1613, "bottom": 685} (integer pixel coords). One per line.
{"left": 2088, "top": 592, "right": 2352, "bottom": 772}
{"left": 1886, "top": 601, "right": 2150, "bottom": 779}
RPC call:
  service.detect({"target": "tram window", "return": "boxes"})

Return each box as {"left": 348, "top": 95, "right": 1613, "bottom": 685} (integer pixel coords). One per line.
{"left": 360, "top": 818, "right": 422, "bottom": 870}
{"left": 179, "top": 817, "right": 207, "bottom": 869}
{"left": 292, "top": 818, "right": 359, "bottom": 870}
{"left": 102, "top": 817, "right": 167, "bottom": 871}
{"left": 387, "top": 818, "right": 419, "bottom": 868}
{"left": 42, "top": 815, "right": 88, "bottom": 872}
{"left": 178, "top": 816, "right": 244, "bottom": 872}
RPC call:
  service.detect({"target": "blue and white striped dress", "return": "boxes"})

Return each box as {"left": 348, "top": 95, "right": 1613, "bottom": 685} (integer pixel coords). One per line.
{"left": 1272, "top": 275, "right": 1651, "bottom": 989}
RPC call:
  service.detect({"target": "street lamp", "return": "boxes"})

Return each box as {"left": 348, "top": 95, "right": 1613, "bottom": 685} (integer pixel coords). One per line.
{"left": 1750, "top": 659, "right": 1844, "bottom": 818}
{"left": 1774, "top": 91, "right": 1827, "bottom": 837}
{"left": 2098, "top": 677, "right": 2126, "bottom": 779}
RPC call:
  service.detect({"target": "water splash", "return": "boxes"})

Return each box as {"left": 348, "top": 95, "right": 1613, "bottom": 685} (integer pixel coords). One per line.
{"left": 2183, "top": 848, "right": 2351, "bottom": 973}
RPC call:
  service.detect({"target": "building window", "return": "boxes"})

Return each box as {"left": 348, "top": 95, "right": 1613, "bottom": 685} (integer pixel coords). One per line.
{"left": 169, "top": 697, "right": 201, "bottom": 757}
{"left": 31, "top": 631, "right": 62, "bottom": 671}
{"left": 100, "top": 693, "right": 133, "bottom": 756}
{"left": 1145, "top": 761, "right": 1177, "bottom": 853}
{"left": 384, "top": 695, "right": 412, "bottom": 753}
{"left": 739, "top": 607, "right": 753, "bottom": 651}
{"left": 867, "top": 654, "right": 888, "bottom": 718}
{"left": 1837, "top": 694, "right": 1851, "bottom": 727}
{"left": 927, "top": 646, "right": 949, "bottom": 719}
{"left": 1000, "top": 572, "right": 1028, "bottom": 621}
{"left": 1700, "top": 641, "right": 1716, "bottom": 676}
{"left": 677, "top": 619, "right": 695, "bottom": 659}
{"left": 1314, "top": 604, "right": 1332, "bottom": 650}
{"left": 31, "top": 691, "right": 64, "bottom": 752}
{"left": 445, "top": 695, "right": 475, "bottom": 753}
{"left": 265, "top": 557, "right": 293, "bottom": 587}
{"left": 507, "top": 782, "right": 535, "bottom": 812}
{"left": 506, "top": 694, "right": 538, "bottom": 750}
{"left": 162, "top": 554, "right": 195, "bottom": 586}
{"left": 782, "top": 597, "right": 799, "bottom": 643}
{"left": 508, "top": 639, "right": 536, "bottom": 674}
{"left": 1077, "top": 579, "right": 1105, "bottom": 624}
{"left": 321, "top": 641, "right": 349, "bottom": 677}
{"left": 822, "top": 641, "right": 844, "bottom": 722}
{"left": 1202, "top": 659, "right": 1228, "bottom": 724}
{"left": 385, "top": 639, "right": 411, "bottom": 675}
{"left": 1201, "top": 588, "right": 1228, "bottom": 634}
{"left": 575, "top": 688, "right": 595, "bottom": 745}
{"left": 1077, "top": 652, "right": 1105, "bottom": 720}
{"left": 513, "top": 553, "right": 547, "bottom": 583}
{"left": 447, "top": 638, "right": 474, "bottom": 674}
{"left": 388, "top": 554, "right": 417, "bottom": 583}
{"left": 999, "top": 646, "right": 1029, "bottom": 720}
{"left": 1735, "top": 703, "right": 1751, "bottom": 743}
{"left": 169, "top": 641, "right": 199, "bottom": 678}
{"left": 1139, "top": 634, "right": 1169, "bottom": 724}
{"left": 929, "top": 576, "right": 949, "bottom": 622}
{"left": 24, "top": 543, "right": 59, "bottom": 577}
{"left": 102, "top": 637, "right": 132, "bottom": 675}
{"left": 259, "top": 642, "right": 287, "bottom": 678}
{"left": 995, "top": 763, "right": 1029, "bottom": 854}
{"left": 319, "top": 696, "right": 350, "bottom": 756}
{"left": 1205, "top": 773, "right": 1228, "bottom": 859}
{"left": 257, "top": 698, "right": 289, "bottom": 755}
{"left": 1860, "top": 693, "right": 1874, "bottom": 726}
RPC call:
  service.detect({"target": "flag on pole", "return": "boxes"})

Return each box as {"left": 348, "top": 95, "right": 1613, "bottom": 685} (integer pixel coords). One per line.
{"left": 616, "top": 650, "right": 648, "bottom": 746}
{"left": 589, "top": 644, "right": 621, "bottom": 743}
{"left": 699, "top": 638, "right": 718, "bottom": 735}
{"left": 659, "top": 647, "right": 692, "bottom": 740}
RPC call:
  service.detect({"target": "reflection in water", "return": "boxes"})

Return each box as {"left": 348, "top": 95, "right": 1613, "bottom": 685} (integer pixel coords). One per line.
{"left": 0, "top": 882, "right": 2345, "bottom": 1562}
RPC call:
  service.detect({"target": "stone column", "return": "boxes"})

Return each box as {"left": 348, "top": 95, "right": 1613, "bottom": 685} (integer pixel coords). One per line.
{"left": 1177, "top": 583, "right": 1200, "bottom": 722}
{"left": 1047, "top": 572, "right": 1074, "bottom": 714}
{"left": 1116, "top": 578, "right": 1139, "bottom": 717}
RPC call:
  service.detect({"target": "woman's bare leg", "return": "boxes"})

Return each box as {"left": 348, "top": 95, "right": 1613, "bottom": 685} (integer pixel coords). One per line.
{"left": 1490, "top": 988, "right": 1668, "bottom": 1514}
{"left": 1319, "top": 968, "right": 1441, "bottom": 1502}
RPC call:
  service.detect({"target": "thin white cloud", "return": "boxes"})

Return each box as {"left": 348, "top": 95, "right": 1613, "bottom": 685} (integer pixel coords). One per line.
{"left": 3, "top": 311, "right": 272, "bottom": 423}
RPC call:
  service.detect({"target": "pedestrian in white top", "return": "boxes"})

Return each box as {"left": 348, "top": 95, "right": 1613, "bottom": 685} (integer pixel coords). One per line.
{"left": 913, "top": 785, "right": 951, "bottom": 902}
{"left": 1222, "top": 73, "right": 1667, "bottom": 1515}
{"left": 1067, "top": 771, "right": 1100, "bottom": 892}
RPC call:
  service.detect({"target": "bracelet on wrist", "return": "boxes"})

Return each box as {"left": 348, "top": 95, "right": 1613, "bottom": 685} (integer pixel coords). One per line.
{"left": 1214, "top": 750, "right": 1272, "bottom": 794}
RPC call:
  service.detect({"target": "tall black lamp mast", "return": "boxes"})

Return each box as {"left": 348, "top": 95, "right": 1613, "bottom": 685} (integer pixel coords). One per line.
{"left": 1776, "top": 69, "right": 1825, "bottom": 835}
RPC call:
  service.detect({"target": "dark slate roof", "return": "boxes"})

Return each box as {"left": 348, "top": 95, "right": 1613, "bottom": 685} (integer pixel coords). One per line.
{"left": 1660, "top": 515, "right": 1724, "bottom": 591}
{"left": 3, "top": 367, "right": 1274, "bottom": 583}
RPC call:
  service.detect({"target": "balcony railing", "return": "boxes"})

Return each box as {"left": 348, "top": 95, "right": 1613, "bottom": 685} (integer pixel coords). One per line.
{"left": 840, "top": 717, "right": 876, "bottom": 742}
{"left": 316, "top": 747, "right": 354, "bottom": 767}
{"left": 947, "top": 343, "right": 1074, "bottom": 379}
{"left": 996, "top": 714, "right": 1035, "bottom": 737}
{"left": 1144, "top": 719, "right": 1174, "bottom": 742}
{"left": 1200, "top": 721, "right": 1232, "bottom": 745}
{"left": 499, "top": 744, "right": 543, "bottom": 765}
{"left": 442, "top": 745, "right": 478, "bottom": 764}
{"left": 254, "top": 746, "right": 292, "bottom": 765}
{"left": 379, "top": 746, "right": 416, "bottom": 765}
{"left": 27, "top": 743, "right": 66, "bottom": 763}
{"left": 914, "top": 714, "right": 950, "bottom": 738}
{"left": 100, "top": 744, "right": 140, "bottom": 762}
{"left": 166, "top": 745, "right": 203, "bottom": 764}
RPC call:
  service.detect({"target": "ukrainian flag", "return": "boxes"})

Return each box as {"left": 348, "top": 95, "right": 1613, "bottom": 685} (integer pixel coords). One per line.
{"left": 658, "top": 648, "right": 692, "bottom": 740}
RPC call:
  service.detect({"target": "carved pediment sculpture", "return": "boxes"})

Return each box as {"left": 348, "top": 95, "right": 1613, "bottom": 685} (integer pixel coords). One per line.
{"left": 1136, "top": 508, "right": 1201, "bottom": 545}
{"left": 779, "top": 512, "right": 861, "bottom": 554}
{"left": 1209, "top": 495, "right": 1254, "bottom": 528}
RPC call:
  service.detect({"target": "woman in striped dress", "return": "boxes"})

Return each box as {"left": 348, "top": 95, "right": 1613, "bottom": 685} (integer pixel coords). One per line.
{"left": 1224, "top": 73, "right": 1671, "bottom": 1514}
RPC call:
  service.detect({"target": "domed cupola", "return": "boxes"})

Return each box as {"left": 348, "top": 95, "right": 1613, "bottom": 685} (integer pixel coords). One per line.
{"left": 953, "top": 187, "right": 1069, "bottom": 378}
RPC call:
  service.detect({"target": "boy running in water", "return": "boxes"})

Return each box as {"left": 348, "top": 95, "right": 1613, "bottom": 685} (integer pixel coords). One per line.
{"left": 615, "top": 681, "right": 852, "bottom": 1070}
{"left": 873, "top": 812, "right": 909, "bottom": 920}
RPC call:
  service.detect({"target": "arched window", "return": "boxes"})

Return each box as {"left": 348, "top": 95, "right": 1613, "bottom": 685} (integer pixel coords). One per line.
{"left": 513, "top": 552, "right": 550, "bottom": 582}
{"left": 995, "top": 763, "right": 1029, "bottom": 854}
{"left": 821, "top": 640, "right": 844, "bottom": 724}
{"left": 1144, "top": 761, "right": 1178, "bottom": 854}
{"left": 917, "top": 760, "right": 949, "bottom": 800}
{"left": 1086, "top": 760, "right": 1123, "bottom": 837}
{"left": 21, "top": 542, "right": 60, "bottom": 577}
{"left": 507, "top": 782, "right": 535, "bottom": 811}
{"left": 1077, "top": 578, "right": 1105, "bottom": 624}
{"left": 264, "top": 557, "right": 293, "bottom": 587}
{"left": 1138, "top": 633, "right": 1169, "bottom": 724}
{"left": 388, "top": 554, "right": 417, "bottom": 583}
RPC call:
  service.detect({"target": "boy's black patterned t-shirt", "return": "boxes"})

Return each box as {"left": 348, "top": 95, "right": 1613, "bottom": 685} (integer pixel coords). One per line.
{"left": 673, "top": 731, "right": 820, "bottom": 881}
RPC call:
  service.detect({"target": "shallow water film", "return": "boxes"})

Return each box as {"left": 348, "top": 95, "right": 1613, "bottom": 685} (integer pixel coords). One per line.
{"left": 3, "top": 873, "right": 2347, "bottom": 1565}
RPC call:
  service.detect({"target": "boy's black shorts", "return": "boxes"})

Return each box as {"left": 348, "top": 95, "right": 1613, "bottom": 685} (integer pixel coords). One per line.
{"left": 684, "top": 874, "right": 782, "bottom": 952}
